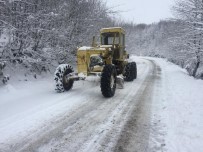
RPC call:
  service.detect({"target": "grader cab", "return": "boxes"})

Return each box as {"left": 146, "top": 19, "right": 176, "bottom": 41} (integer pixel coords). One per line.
{"left": 54, "top": 27, "right": 137, "bottom": 97}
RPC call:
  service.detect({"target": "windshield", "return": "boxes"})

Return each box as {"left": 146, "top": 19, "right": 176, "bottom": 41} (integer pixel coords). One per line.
{"left": 90, "top": 55, "right": 103, "bottom": 67}
{"left": 101, "top": 33, "right": 119, "bottom": 45}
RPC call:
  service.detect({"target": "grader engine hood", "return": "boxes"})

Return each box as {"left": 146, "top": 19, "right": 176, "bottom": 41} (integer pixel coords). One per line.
{"left": 100, "top": 45, "right": 113, "bottom": 48}
{"left": 77, "top": 46, "right": 110, "bottom": 75}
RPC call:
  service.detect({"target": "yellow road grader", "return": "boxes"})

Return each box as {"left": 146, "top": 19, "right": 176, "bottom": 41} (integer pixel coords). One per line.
{"left": 54, "top": 27, "right": 137, "bottom": 97}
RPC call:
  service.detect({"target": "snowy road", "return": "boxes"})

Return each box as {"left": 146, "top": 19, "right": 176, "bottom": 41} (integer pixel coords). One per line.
{"left": 0, "top": 57, "right": 202, "bottom": 152}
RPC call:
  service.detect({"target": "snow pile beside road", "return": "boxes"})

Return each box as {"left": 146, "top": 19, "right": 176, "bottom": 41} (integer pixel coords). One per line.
{"left": 150, "top": 58, "right": 203, "bottom": 152}
{"left": 0, "top": 78, "right": 91, "bottom": 149}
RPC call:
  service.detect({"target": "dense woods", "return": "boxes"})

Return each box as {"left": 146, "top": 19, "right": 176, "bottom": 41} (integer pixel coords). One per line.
{"left": 0, "top": 0, "right": 114, "bottom": 74}
{"left": 124, "top": 0, "right": 203, "bottom": 78}
{"left": 0, "top": 0, "right": 203, "bottom": 79}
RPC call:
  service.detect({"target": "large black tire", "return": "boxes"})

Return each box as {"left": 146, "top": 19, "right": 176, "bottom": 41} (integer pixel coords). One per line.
{"left": 131, "top": 62, "right": 137, "bottom": 79}
{"left": 101, "top": 64, "right": 117, "bottom": 98}
{"left": 124, "top": 63, "right": 134, "bottom": 81}
{"left": 54, "top": 64, "right": 74, "bottom": 92}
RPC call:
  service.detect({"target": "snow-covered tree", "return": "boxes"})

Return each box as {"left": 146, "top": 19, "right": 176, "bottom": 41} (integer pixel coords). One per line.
{"left": 172, "top": 0, "right": 203, "bottom": 76}
{"left": 0, "top": 0, "right": 114, "bottom": 75}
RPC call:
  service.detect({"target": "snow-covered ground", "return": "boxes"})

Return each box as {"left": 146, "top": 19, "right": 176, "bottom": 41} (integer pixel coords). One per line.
{"left": 0, "top": 56, "right": 202, "bottom": 152}
{"left": 149, "top": 57, "right": 203, "bottom": 152}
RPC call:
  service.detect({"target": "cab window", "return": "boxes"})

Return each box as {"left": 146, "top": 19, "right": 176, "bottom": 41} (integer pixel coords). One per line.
{"left": 101, "top": 33, "right": 119, "bottom": 45}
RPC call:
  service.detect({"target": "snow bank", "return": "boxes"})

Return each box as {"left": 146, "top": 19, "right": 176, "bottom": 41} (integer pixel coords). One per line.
{"left": 148, "top": 57, "right": 203, "bottom": 152}
{"left": 0, "top": 77, "right": 89, "bottom": 149}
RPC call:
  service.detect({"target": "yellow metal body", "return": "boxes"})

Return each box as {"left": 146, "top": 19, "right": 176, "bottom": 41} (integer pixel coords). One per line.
{"left": 77, "top": 47, "right": 112, "bottom": 75}
{"left": 77, "top": 27, "right": 128, "bottom": 76}
{"left": 100, "top": 27, "right": 125, "bottom": 34}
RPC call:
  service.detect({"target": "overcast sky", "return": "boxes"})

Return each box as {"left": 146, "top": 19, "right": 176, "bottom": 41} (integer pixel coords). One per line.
{"left": 105, "top": 0, "right": 175, "bottom": 24}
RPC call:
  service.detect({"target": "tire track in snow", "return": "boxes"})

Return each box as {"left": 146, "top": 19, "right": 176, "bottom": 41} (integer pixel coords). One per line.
{"left": 113, "top": 59, "right": 161, "bottom": 152}
{"left": 1, "top": 82, "right": 104, "bottom": 152}
{"left": 1, "top": 58, "right": 153, "bottom": 152}
{"left": 34, "top": 59, "right": 151, "bottom": 152}
{"left": 79, "top": 60, "right": 151, "bottom": 152}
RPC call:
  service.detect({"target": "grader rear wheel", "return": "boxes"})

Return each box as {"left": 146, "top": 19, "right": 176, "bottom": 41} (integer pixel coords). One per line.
{"left": 54, "top": 64, "right": 74, "bottom": 92}
{"left": 101, "top": 64, "right": 117, "bottom": 98}
{"left": 124, "top": 63, "right": 134, "bottom": 81}
{"left": 131, "top": 62, "right": 137, "bottom": 79}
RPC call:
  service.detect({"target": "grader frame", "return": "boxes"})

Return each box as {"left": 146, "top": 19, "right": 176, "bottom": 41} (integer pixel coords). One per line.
{"left": 54, "top": 27, "right": 137, "bottom": 97}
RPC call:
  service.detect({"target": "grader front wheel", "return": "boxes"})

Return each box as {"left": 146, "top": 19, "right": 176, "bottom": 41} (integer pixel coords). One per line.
{"left": 124, "top": 63, "right": 134, "bottom": 81}
{"left": 54, "top": 64, "right": 74, "bottom": 92}
{"left": 131, "top": 62, "right": 137, "bottom": 79}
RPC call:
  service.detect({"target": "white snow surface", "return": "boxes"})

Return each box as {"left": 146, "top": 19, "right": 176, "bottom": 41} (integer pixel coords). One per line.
{"left": 78, "top": 46, "right": 106, "bottom": 51}
{"left": 0, "top": 56, "right": 202, "bottom": 152}
{"left": 147, "top": 57, "right": 203, "bottom": 152}
{"left": 78, "top": 46, "right": 94, "bottom": 51}
{"left": 0, "top": 78, "right": 82, "bottom": 142}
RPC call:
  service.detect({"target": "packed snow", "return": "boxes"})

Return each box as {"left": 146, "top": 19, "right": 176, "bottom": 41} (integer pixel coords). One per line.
{"left": 148, "top": 57, "right": 203, "bottom": 152}
{"left": 0, "top": 56, "right": 202, "bottom": 152}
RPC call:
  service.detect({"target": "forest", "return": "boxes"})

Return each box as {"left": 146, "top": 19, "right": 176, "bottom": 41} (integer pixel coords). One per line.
{"left": 0, "top": 0, "right": 203, "bottom": 79}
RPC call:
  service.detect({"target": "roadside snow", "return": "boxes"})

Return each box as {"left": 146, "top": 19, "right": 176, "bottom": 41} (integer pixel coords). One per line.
{"left": 0, "top": 56, "right": 202, "bottom": 152}
{"left": 0, "top": 77, "right": 95, "bottom": 149}
{"left": 144, "top": 57, "right": 203, "bottom": 152}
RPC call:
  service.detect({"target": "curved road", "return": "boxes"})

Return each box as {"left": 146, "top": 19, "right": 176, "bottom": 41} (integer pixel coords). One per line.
{"left": 0, "top": 58, "right": 161, "bottom": 152}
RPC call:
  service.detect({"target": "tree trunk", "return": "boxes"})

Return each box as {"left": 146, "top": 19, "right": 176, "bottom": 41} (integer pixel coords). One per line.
{"left": 192, "top": 61, "right": 200, "bottom": 77}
